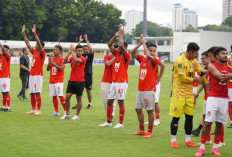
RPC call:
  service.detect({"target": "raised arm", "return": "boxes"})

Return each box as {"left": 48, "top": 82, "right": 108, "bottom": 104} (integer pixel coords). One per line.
{"left": 84, "top": 34, "right": 93, "bottom": 54}
{"left": 70, "top": 44, "right": 83, "bottom": 63}
{"left": 0, "top": 43, "right": 6, "bottom": 54}
{"left": 22, "top": 25, "right": 33, "bottom": 52}
{"left": 32, "top": 24, "right": 43, "bottom": 53}
{"left": 106, "top": 56, "right": 116, "bottom": 66}
{"left": 64, "top": 49, "right": 72, "bottom": 64}
{"left": 141, "top": 34, "right": 154, "bottom": 61}
{"left": 108, "top": 32, "right": 119, "bottom": 53}
{"left": 77, "top": 35, "right": 83, "bottom": 45}
{"left": 118, "top": 28, "right": 126, "bottom": 56}
{"left": 131, "top": 35, "right": 142, "bottom": 60}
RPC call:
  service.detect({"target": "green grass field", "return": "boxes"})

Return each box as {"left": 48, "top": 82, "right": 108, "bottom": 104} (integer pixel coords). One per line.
{"left": 0, "top": 64, "right": 231, "bottom": 157}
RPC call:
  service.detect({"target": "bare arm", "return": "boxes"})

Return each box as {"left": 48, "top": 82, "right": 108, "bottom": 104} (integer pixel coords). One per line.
{"left": 156, "top": 61, "right": 165, "bottom": 84}
{"left": 70, "top": 44, "right": 82, "bottom": 63}
{"left": 77, "top": 35, "right": 83, "bottom": 45}
{"left": 20, "top": 64, "right": 30, "bottom": 72}
{"left": 0, "top": 43, "right": 6, "bottom": 54}
{"left": 22, "top": 25, "right": 32, "bottom": 52}
{"left": 108, "top": 32, "right": 119, "bottom": 54}
{"left": 208, "top": 64, "right": 225, "bottom": 80}
{"left": 32, "top": 24, "right": 43, "bottom": 53}
{"left": 84, "top": 34, "right": 93, "bottom": 54}
{"left": 106, "top": 56, "right": 116, "bottom": 66}
{"left": 118, "top": 28, "right": 126, "bottom": 56}
{"left": 194, "top": 84, "right": 204, "bottom": 100}
{"left": 131, "top": 43, "right": 141, "bottom": 60}
{"left": 64, "top": 50, "right": 72, "bottom": 64}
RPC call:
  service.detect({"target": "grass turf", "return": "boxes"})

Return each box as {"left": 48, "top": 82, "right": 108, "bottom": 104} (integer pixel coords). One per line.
{"left": 0, "top": 64, "right": 231, "bottom": 157}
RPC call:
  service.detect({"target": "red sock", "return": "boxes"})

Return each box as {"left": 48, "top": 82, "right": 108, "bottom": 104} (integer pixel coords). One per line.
{"left": 148, "top": 125, "right": 153, "bottom": 133}
{"left": 2, "top": 95, "right": 7, "bottom": 107}
{"left": 155, "top": 112, "right": 160, "bottom": 119}
{"left": 53, "top": 96, "right": 59, "bottom": 113}
{"left": 119, "top": 106, "right": 125, "bottom": 124}
{"left": 36, "top": 94, "right": 41, "bottom": 110}
{"left": 31, "top": 95, "right": 36, "bottom": 110}
{"left": 59, "top": 96, "right": 66, "bottom": 111}
{"left": 221, "top": 124, "right": 224, "bottom": 143}
{"left": 206, "top": 125, "right": 211, "bottom": 141}
{"left": 140, "top": 125, "right": 145, "bottom": 131}
{"left": 6, "top": 94, "right": 10, "bottom": 107}
{"left": 107, "top": 105, "right": 113, "bottom": 122}
{"left": 201, "top": 134, "right": 207, "bottom": 144}
{"left": 228, "top": 103, "right": 232, "bottom": 121}
{"left": 214, "top": 134, "right": 221, "bottom": 144}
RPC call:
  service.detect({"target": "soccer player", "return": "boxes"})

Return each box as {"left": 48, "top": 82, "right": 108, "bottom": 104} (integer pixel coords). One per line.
{"left": 0, "top": 43, "right": 11, "bottom": 112}
{"left": 22, "top": 24, "right": 45, "bottom": 115}
{"left": 195, "top": 47, "right": 232, "bottom": 157}
{"left": 227, "top": 55, "right": 232, "bottom": 128}
{"left": 17, "top": 47, "right": 30, "bottom": 102}
{"left": 132, "top": 34, "right": 161, "bottom": 138}
{"left": 192, "top": 51, "right": 212, "bottom": 144}
{"left": 47, "top": 44, "right": 66, "bottom": 116}
{"left": 101, "top": 52, "right": 116, "bottom": 121}
{"left": 72, "top": 34, "right": 94, "bottom": 109}
{"left": 99, "top": 27, "right": 130, "bottom": 128}
{"left": 169, "top": 42, "right": 208, "bottom": 148}
{"left": 60, "top": 44, "right": 86, "bottom": 120}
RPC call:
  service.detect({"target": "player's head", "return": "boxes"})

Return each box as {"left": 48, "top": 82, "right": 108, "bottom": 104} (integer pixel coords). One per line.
{"left": 35, "top": 40, "right": 45, "bottom": 50}
{"left": 207, "top": 46, "right": 217, "bottom": 63}
{"left": 201, "top": 51, "right": 210, "bottom": 66}
{"left": 3, "top": 45, "right": 9, "bottom": 52}
{"left": 113, "top": 44, "right": 118, "bottom": 48}
{"left": 147, "top": 43, "right": 157, "bottom": 56}
{"left": 83, "top": 45, "right": 89, "bottom": 54}
{"left": 75, "top": 45, "right": 83, "bottom": 57}
{"left": 186, "top": 42, "right": 199, "bottom": 59}
{"left": 213, "top": 47, "right": 227, "bottom": 63}
{"left": 22, "top": 47, "right": 29, "bottom": 55}
{"left": 123, "top": 42, "right": 128, "bottom": 49}
{"left": 53, "top": 44, "right": 62, "bottom": 56}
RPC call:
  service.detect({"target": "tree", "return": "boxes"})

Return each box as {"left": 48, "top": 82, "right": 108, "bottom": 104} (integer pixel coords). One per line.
{"left": 132, "top": 21, "right": 172, "bottom": 37}
{"left": 222, "top": 16, "right": 232, "bottom": 27}
{"left": 198, "top": 24, "right": 232, "bottom": 32}
{"left": 182, "top": 26, "right": 199, "bottom": 32}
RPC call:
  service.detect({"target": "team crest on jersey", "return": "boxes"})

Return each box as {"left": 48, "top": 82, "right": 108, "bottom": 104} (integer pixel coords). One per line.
{"left": 140, "top": 69, "right": 147, "bottom": 80}
{"left": 178, "top": 64, "right": 182, "bottom": 69}
{"left": 207, "top": 111, "right": 211, "bottom": 117}
{"left": 174, "top": 107, "right": 177, "bottom": 112}
{"left": 115, "top": 63, "right": 120, "bottom": 72}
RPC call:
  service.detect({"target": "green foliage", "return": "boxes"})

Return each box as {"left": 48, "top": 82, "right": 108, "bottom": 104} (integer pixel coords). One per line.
{"left": 0, "top": 0, "right": 124, "bottom": 42}
{"left": 222, "top": 16, "right": 232, "bottom": 27}
{"left": 198, "top": 24, "right": 232, "bottom": 32}
{"left": 132, "top": 21, "right": 173, "bottom": 37}
{"left": 182, "top": 26, "right": 199, "bottom": 32}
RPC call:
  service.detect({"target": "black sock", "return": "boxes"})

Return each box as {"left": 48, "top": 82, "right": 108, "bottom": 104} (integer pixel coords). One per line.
{"left": 198, "top": 124, "right": 203, "bottom": 130}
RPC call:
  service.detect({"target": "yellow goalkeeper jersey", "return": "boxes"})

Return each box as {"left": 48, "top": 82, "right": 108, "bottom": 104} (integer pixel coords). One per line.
{"left": 172, "top": 53, "right": 203, "bottom": 98}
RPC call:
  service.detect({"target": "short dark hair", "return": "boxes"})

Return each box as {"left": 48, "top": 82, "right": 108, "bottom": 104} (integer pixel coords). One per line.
{"left": 213, "top": 47, "right": 227, "bottom": 58}
{"left": 3, "top": 45, "right": 9, "bottom": 49}
{"left": 147, "top": 43, "right": 157, "bottom": 48}
{"left": 201, "top": 51, "right": 208, "bottom": 57}
{"left": 113, "top": 44, "right": 118, "bottom": 48}
{"left": 187, "top": 42, "right": 199, "bottom": 52}
{"left": 22, "top": 47, "right": 27, "bottom": 53}
{"left": 124, "top": 42, "right": 128, "bottom": 48}
{"left": 83, "top": 45, "right": 88, "bottom": 48}
{"left": 40, "top": 41, "right": 45, "bottom": 48}
{"left": 75, "top": 45, "right": 83, "bottom": 49}
{"left": 55, "top": 44, "right": 62, "bottom": 52}
{"left": 207, "top": 46, "right": 217, "bottom": 54}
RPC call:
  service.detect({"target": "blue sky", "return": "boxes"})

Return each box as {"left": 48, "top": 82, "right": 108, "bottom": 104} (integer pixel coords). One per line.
{"left": 99, "top": 0, "right": 222, "bottom": 27}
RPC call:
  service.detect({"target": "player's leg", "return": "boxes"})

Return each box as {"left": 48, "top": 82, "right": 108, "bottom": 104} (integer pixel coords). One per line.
{"left": 56, "top": 83, "right": 66, "bottom": 114}
{"left": 211, "top": 122, "right": 222, "bottom": 155}
{"left": 0, "top": 78, "right": 10, "bottom": 112}
{"left": 85, "top": 75, "right": 93, "bottom": 109}
{"left": 184, "top": 114, "right": 197, "bottom": 147}
{"left": 134, "top": 91, "right": 145, "bottom": 135}
{"left": 34, "top": 92, "right": 41, "bottom": 115}
{"left": 17, "top": 75, "right": 25, "bottom": 100}
{"left": 227, "top": 89, "right": 232, "bottom": 128}
{"left": 154, "top": 82, "right": 160, "bottom": 125}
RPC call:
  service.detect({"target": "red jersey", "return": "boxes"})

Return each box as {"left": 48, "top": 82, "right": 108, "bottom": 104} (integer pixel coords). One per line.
{"left": 227, "top": 62, "right": 232, "bottom": 88}
{"left": 111, "top": 49, "right": 131, "bottom": 83}
{"left": 49, "top": 56, "right": 65, "bottom": 84}
{"left": 208, "top": 62, "right": 232, "bottom": 98}
{"left": 101, "top": 54, "right": 113, "bottom": 83}
{"left": 69, "top": 57, "right": 86, "bottom": 82}
{"left": 30, "top": 49, "right": 45, "bottom": 76}
{"left": 138, "top": 55, "right": 160, "bottom": 91}
{"left": 0, "top": 53, "right": 11, "bottom": 78}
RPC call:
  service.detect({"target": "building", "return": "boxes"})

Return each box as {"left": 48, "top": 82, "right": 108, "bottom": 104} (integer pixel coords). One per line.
{"left": 124, "top": 10, "right": 143, "bottom": 34}
{"left": 183, "top": 8, "right": 198, "bottom": 29}
{"left": 223, "top": 0, "right": 232, "bottom": 21}
{"left": 172, "top": 3, "right": 198, "bottom": 31}
{"left": 172, "top": 3, "right": 183, "bottom": 31}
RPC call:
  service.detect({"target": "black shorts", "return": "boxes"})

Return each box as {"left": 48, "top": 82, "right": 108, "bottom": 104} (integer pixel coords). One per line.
{"left": 66, "top": 81, "right": 85, "bottom": 96}
{"left": 84, "top": 74, "right": 93, "bottom": 90}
